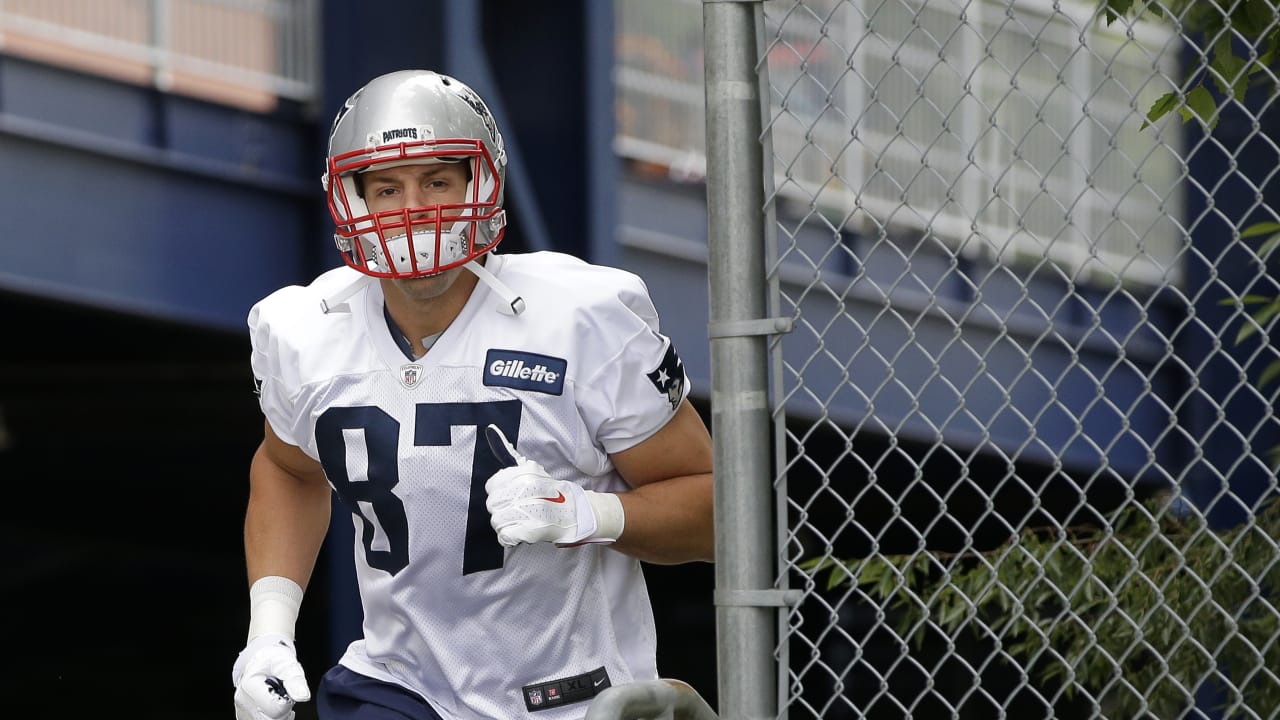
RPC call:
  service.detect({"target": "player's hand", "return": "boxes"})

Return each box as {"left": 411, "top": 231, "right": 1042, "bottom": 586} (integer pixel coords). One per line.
{"left": 232, "top": 634, "right": 311, "bottom": 720}
{"left": 483, "top": 424, "right": 624, "bottom": 546}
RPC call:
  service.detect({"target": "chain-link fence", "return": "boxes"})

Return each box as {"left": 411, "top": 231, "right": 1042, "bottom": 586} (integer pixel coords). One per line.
{"left": 691, "top": 0, "right": 1280, "bottom": 717}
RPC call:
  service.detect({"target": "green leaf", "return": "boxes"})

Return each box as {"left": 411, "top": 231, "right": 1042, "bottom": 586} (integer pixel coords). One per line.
{"left": 1235, "top": 297, "right": 1280, "bottom": 343}
{"left": 797, "top": 556, "right": 827, "bottom": 572}
{"left": 1259, "top": 233, "right": 1280, "bottom": 258}
{"left": 856, "top": 560, "right": 882, "bottom": 586}
{"left": 1264, "top": 26, "right": 1280, "bottom": 68}
{"left": 1261, "top": 44, "right": 1277, "bottom": 69}
{"left": 1211, "top": 35, "right": 1250, "bottom": 100}
{"left": 878, "top": 563, "right": 900, "bottom": 598}
{"left": 1239, "top": 0, "right": 1277, "bottom": 36}
{"left": 1141, "top": 91, "right": 1181, "bottom": 129}
{"left": 940, "top": 593, "right": 967, "bottom": 628}
{"left": 1218, "top": 294, "right": 1274, "bottom": 307}
{"left": 1178, "top": 85, "right": 1220, "bottom": 130}
{"left": 1101, "top": 0, "right": 1135, "bottom": 26}
{"left": 826, "top": 563, "right": 849, "bottom": 591}
{"left": 1259, "top": 360, "right": 1280, "bottom": 389}
{"left": 1241, "top": 221, "right": 1280, "bottom": 239}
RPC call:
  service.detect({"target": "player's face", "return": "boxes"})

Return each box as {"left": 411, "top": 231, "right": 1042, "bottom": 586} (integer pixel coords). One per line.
{"left": 363, "top": 162, "right": 472, "bottom": 301}
{"left": 362, "top": 161, "right": 470, "bottom": 227}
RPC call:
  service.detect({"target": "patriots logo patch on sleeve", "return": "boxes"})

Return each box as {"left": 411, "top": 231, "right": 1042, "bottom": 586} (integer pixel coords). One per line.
{"left": 646, "top": 338, "right": 686, "bottom": 412}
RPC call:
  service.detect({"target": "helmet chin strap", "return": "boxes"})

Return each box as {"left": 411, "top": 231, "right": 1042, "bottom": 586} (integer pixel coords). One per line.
{"left": 465, "top": 258, "right": 526, "bottom": 315}
{"left": 321, "top": 274, "right": 374, "bottom": 314}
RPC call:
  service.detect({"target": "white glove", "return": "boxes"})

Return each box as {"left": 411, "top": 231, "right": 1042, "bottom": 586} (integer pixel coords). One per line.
{"left": 233, "top": 635, "right": 311, "bottom": 720}
{"left": 483, "top": 424, "right": 625, "bottom": 547}
{"left": 233, "top": 576, "right": 310, "bottom": 720}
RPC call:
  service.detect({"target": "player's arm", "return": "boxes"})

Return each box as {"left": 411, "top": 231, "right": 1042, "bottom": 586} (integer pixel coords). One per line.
{"left": 607, "top": 399, "right": 714, "bottom": 564}
{"left": 233, "top": 420, "right": 331, "bottom": 720}
{"left": 244, "top": 419, "right": 332, "bottom": 589}
{"left": 484, "top": 400, "right": 714, "bottom": 565}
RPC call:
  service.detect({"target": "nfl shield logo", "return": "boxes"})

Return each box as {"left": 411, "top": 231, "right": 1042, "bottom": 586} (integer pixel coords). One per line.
{"left": 528, "top": 689, "right": 543, "bottom": 706}
{"left": 399, "top": 363, "right": 424, "bottom": 389}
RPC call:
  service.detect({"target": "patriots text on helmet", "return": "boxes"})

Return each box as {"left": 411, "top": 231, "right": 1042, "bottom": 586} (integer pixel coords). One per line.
{"left": 381, "top": 127, "right": 419, "bottom": 143}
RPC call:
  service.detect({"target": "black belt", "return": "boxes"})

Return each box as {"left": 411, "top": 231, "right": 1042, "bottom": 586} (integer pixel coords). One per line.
{"left": 521, "top": 667, "right": 612, "bottom": 712}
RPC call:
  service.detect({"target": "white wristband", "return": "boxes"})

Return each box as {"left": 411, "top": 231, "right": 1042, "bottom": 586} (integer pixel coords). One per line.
{"left": 585, "top": 491, "right": 626, "bottom": 543}
{"left": 246, "top": 575, "right": 304, "bottom": 642}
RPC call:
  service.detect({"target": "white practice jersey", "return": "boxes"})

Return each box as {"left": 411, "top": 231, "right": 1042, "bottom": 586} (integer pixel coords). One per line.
{"left": 248, "top": 252, "right": 691, "bottom": 720}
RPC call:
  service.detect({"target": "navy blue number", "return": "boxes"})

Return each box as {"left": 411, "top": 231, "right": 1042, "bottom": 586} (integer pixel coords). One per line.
{"left": 414, "top": 400, "right": 522, "bottom": 574}
{"left": 316, "top": 406, "right": 411, "bottom": 575}
{"left": 315, "top": 400, "right": 522, "bottom": 577}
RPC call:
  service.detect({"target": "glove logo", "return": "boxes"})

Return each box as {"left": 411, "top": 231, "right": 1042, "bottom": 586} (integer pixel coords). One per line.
{"left": 538, "top": 491, "right": 567, "bottom": 504}
{"left": 265, "top": 677, "right": 289, "bottom": 699}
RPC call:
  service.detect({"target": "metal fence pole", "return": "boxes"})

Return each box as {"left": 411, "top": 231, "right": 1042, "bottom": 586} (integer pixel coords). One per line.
{"left": 702, "top": 1, "right": 776, "bottom": 718}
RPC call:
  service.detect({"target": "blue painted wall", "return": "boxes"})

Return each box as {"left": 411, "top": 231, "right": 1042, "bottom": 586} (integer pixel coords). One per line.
{"left": 1179, "top": 88, "right": 1280, "bottom": 530}
{"left": 0, "top": 57, "right": 318, "bottom": 329}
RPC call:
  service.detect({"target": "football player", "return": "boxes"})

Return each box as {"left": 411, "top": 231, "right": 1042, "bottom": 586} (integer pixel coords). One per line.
{"left": 231, "top": 69, "right": 714, "bottom": 720}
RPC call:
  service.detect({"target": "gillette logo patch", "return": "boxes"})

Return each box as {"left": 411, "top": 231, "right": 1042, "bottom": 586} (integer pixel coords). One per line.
{"left": 484, "top": 350, "right": 567, "bottom": 395}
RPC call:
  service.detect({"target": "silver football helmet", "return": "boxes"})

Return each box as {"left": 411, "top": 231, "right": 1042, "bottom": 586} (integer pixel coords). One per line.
{"left": 324, "top": 70, "right": 508, "bottom": 278}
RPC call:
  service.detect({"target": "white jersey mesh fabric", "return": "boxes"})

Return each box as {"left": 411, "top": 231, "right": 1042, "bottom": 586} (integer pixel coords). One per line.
{"left": 247, "top": 252, "right": 691, "bottom": 720}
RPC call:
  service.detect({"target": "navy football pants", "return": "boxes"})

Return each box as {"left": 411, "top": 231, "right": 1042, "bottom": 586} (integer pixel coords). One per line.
{"left": 317, "top": 665, "right": 445, "bottom": 720}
